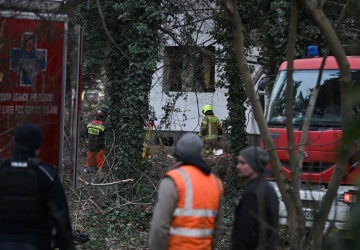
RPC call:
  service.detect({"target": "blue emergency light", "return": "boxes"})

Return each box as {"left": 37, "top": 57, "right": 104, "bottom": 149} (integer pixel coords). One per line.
{"left": 307, "top": 45, "right": 319, "bottom": 57}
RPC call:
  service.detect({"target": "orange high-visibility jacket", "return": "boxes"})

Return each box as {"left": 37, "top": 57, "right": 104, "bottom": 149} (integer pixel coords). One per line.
{"left": 166, "top": 165, "right": 223, "bottom": 250}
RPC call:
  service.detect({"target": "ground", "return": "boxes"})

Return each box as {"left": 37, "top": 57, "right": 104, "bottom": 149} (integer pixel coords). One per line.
{"left": 65, "top": 144, "right": 292, "bottom": 249}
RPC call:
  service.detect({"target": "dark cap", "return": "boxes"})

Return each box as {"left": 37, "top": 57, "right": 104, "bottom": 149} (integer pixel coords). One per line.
{"left": 239, "top": 146, "right": 269, "bottom": 174}
{"left": 15, "top": 123, "right": 43, "bottom": 151}
{"left": 175, "top": 133, "right": 203, "bottom": 159}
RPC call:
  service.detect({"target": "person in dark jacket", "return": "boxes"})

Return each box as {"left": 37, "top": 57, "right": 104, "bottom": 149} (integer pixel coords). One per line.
{"left": 0, "top": 123, "right": 74, "bottom": 250}
{"left": 230, "top": 146, "right": 279, "bottom": 250}
{"left": 84, "top": 107, "right": 107, "bottom": 171}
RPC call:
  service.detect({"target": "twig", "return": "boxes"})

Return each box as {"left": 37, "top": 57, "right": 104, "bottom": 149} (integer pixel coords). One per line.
{"left": 96, "top": 0, "right": 128, "bottom": 59}
{"left": 78, "top": 178, "right": 134, "bottom": 186}
{"left": 107, "top": 202, "right": 153, "bottom": 212}
{"left": 88, "top": 198, "right": 104, "bottom": 213}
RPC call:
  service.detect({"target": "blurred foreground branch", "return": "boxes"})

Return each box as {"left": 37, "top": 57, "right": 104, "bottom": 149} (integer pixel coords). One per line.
{"left": 78, "top": 178, "right": 134, "bottom": 186}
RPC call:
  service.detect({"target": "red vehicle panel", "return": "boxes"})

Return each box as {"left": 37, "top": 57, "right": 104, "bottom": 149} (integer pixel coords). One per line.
{"left": 266, "top": 128, "right": 348, "bottom": 183}
{"left": 279, "top": 56, "right": 360, "bottom": 70}
{"left": 265, "top": 48, "right": 360, "bottom": 228}
{"left": 0, "top": 12, "right": 67, "bottom": 168}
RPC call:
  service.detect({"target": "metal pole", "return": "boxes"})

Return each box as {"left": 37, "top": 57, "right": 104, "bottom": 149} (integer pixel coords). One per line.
{"left": 69, "top": 25, "right": 83, "bottom": 188}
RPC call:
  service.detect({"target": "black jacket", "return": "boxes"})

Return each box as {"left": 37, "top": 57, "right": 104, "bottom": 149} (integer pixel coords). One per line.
{"left": 230, "top": 177, "right": 279, "bottom": 250}
{"left": 0, "top": 148, "right": 74, "bottom": 250}
{"left": 86, "top": 119, "right": 106, "bottom": 152}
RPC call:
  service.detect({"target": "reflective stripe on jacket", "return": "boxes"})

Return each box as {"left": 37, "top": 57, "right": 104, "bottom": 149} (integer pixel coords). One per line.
{"left": 87, "top": 119, "right": 105, "bottom": 152}
{"left": 166, "top": 165, "right": 223, "bottom": 250}
{"left": 199, "top": 115, "right": 221, "bottom": 140}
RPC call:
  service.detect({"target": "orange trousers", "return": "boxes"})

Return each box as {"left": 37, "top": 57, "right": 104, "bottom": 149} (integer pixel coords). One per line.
{"left": 85, "top": 149, "right": 105, "bottom": 169}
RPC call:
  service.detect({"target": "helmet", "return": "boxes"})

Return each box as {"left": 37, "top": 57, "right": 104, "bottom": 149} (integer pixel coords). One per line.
{"left": 98, "top": 107, "right": 108, "bottom": 118}
{"left": 257, "top": 77, "right": 269, "bottom": 91}
{"left": 202, "top": 104, "right": 213, "bottom": 114}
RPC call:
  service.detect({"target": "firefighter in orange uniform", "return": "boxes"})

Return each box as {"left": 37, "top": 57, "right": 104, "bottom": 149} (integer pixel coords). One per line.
{"left": 149, "top": 133, "right": 224, "bottom": 250}
{"left": 84, "top": 107, "right": 107, "bottom": 172}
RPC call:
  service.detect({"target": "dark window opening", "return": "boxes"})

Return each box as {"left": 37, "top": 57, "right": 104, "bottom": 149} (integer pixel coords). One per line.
{"left": 163, "top": 46, "right": 215, "bottom": 93}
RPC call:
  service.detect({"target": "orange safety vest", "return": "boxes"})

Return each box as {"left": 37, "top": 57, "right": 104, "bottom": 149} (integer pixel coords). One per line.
{"left": 166, "top": 165, "right": 223, "bottom": 250}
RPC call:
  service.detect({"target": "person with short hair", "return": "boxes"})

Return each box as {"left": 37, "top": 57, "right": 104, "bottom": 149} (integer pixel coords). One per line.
{"left": 0, "top": 123, "right": 74, "bottom": 250}
{"left": 149, "top": 133, "right": 224, "bottom": 250}
{"left": 230, "top": 146, "right": 279, "bottom": 250}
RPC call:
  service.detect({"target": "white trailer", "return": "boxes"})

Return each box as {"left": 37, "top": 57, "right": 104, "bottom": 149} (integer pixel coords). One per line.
{"left": 149, "top": 44, "right": 265, "bottom": 146}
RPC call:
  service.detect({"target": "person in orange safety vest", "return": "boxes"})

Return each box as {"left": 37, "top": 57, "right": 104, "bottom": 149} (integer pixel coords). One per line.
{"left": 149, "top": 133, "right": 224, "bottom": 250}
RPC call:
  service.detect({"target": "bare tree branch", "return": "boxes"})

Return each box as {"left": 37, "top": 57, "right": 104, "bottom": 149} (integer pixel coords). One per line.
{"left": 283, "top": 1, "right": 308, "bottom": 248}
{"left": 96, "top": 0, "right": 128, "bottom": 59}
{"left": 78, "top": 178, "right": 134, "bottom": 187}
{"left": 296, "top": 0, "right": 353, "bottom": 249}
{"left": 222, "top": 0, "right": 293, "bottom": 217}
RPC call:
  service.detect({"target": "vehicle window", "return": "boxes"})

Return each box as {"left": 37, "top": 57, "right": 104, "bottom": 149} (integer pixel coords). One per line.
{"left": 267, "top": 70, "right": 360, "bottom": 127}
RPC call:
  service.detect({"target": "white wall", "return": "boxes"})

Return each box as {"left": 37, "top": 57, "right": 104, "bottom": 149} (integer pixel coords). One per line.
{"left": 150, "top": 82, "right": 228, "bottom": 132}
{"left": 149, "top": 9, "right": 264, "bottom": 135}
